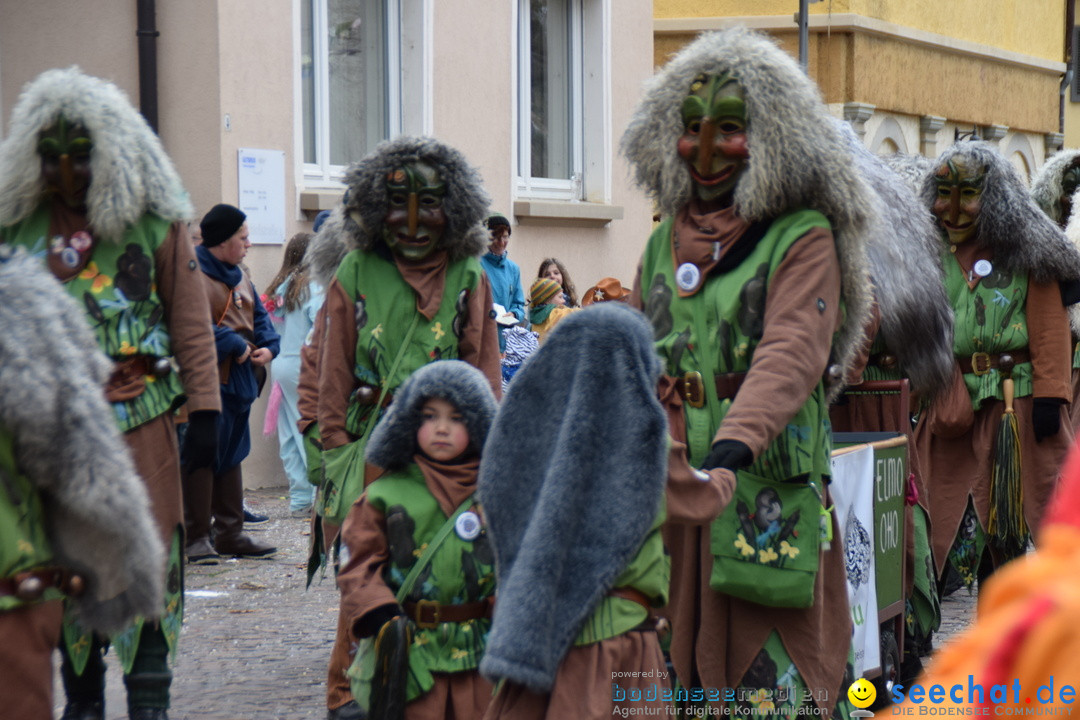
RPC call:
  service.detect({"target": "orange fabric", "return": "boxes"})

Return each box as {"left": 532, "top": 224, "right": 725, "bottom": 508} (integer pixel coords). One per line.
{"left": 880, "top": 523, "right": 1080, "bottom": 714}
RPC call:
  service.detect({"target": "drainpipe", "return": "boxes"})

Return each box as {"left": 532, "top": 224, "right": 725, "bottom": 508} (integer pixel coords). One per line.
{"left": 798, "top": 0, "right": 809, "bottom": 70}
{"left": 136, "top": 0, "right": 160, "bottom": 133}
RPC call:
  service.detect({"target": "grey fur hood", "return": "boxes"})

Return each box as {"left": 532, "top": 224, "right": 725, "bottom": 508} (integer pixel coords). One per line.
{"left": 0, "top": 245, "right": 164, "bottom": 633}
{"left": 840, "top": 123, "right": 953, "bottom": 396}
{"left": 1031, "top": 148, "right": 1080, "bottom": 226}
{"left": 365, "top": 360, "right": 497, "bottom": 470}
{"left": 478, "top": 303, "right": 668, "bottom": 692}
{"left": 621, "top": 27, "right": 874, "bottom": 384}
{"left": 921, "top": 142, "right": 1080, "bottom": 283}
{"left": 306, "top": 136, "right": 490, "bottom": 287}
{"left": 0, "top": 67, "right": 192, "bottom": 243}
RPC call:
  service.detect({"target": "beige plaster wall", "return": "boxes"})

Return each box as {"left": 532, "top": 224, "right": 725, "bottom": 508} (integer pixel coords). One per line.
{"left": 655, "top": 0, "right": 1064, "bottom": 62}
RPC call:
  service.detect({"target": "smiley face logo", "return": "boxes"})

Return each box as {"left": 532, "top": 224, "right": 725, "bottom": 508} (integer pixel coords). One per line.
{"left": 847, "top": 678, "right": 877, "bottom": 709}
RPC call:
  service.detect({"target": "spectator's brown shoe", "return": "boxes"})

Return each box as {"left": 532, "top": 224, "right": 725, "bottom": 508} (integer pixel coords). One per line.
{"left": 214, "top": 533, "right": 277, "bottom": 559}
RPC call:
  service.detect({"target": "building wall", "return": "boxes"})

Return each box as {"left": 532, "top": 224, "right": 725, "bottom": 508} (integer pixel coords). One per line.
{"left": 0, "top": 0, "right": 657, "bottom": 489}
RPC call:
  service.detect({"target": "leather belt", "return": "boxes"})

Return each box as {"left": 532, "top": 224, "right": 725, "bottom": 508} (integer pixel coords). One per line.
{"left": 0, "top": 567, "right": 84, "bottom": 601}
{"left": 957, "top": 349, "right": 1030, "bottom": 376}
{"left": 672, "top": 371, "right": 748, "bottom": 407}
{"left": 609, "top": 586, "right": 651, "bottom": 613}
{"left": 867, "top": 352, "right": 898, "bottom": 370}
{"left": 106, "top": 355, "right": 172, "bottom": 402}
{"left": 404, "top": 598, "right": 492, "bottom": 629}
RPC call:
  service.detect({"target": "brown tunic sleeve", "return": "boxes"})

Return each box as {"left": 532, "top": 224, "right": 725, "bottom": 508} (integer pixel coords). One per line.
{"left": 1026, "top": 277, "right": 1072, "bottom": 402}
{"left": 337, "top": 497, "right": 397, "bottom": 640}
{"left": 457, "top": 272, "right": 502, "bottom": 398}
{"left": 665, "top": 439, "right": 735, "bottom": 524}
{"left": 155, "top": 221, "right": 221, "bottom": 413}
{"left": 714, "top": 227, "right": 842, "bottom": 456}
{"left": 297, "top": 303, "right": 326, "bottom": 434}
{"left": 317, "top": 279, "right": 359, "bottom": 450}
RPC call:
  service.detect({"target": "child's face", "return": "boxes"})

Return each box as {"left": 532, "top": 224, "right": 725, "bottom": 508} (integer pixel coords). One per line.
{"left": 417, "top": 398, "right": 470, "bottom": 462}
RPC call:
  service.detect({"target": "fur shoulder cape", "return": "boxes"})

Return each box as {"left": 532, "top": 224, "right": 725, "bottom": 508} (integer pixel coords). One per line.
{"left": 840, "top": 122, "right": 953, "bottom": 396}
{"left": 478, "top": 303, "right": 668, "bottom": 692}
{"left": 0, "top": 67, "right": 192, "bottom": 243}
{"left": 365, "top": 360, "right": 497, "bottom": 470}
{"left": 306, "top": 136, "right": 490, "bottom": 287}
{"left": 0, "top": 245, "right": 164, "bottom": 632}
{"left": 620, "top": 27, "right": 874, "bottom": 385}
{"left": 921, "top": 142, "right": 1080, "bottom": 284}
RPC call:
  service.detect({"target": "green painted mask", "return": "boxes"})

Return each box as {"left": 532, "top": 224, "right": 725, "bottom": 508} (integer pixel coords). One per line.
{"left": 931, "top": 157, "right": 985, "bottom": 246}
{"left": 382, "top": 162, "right": 446, "bottom": 261}
{"left": 38, "top": 116, "right": 93, "bottom": 210}
{"left": 677, "top": 72, "right": 748, "bottom": 206}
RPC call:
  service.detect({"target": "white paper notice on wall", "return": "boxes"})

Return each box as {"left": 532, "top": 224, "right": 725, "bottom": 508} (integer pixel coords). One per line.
{"left": 237, "top": 148, "right": 286, "bottom": 245}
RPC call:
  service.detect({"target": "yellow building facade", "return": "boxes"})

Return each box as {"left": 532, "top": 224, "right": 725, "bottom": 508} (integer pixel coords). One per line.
{"left": 654, "top": 0, "right": 1071, "bottom": 177}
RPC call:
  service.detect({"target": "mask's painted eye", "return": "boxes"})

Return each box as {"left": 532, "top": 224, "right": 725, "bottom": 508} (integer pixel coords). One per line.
{"left": 388, "top": 192, "right": 408, "bottom": 206}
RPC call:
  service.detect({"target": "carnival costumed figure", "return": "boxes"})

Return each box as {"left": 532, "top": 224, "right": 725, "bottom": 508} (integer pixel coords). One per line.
{"left": 337, "top": 361, "right": 498, "bottom": 719}
{"left": 0, "top": 67, "right": 220, "bottom": 720}
{"left": 315, "top": 136, "right": 501, "bottom": 718}
{"left": 916, "top": 141, "right": 1080, "bottom": 590}
{"left": 0, "top": 245, "right": 165, "bottom": 719}
{"left": 621, "top": 28, "right": 877, "bottom": 716}
{"left": 479, "top": 303, "right": 734, "bottom": 720}
{"left": 833, "top": 127, "right": 955, "bottom": 672}
{"left": 1030, "top": 148, "right": 1080, "bottom": 430}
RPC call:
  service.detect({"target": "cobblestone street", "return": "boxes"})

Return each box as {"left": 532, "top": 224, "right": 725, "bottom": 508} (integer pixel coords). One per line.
{"left": 53, "top": 487, "right": 979, "bottom": 720}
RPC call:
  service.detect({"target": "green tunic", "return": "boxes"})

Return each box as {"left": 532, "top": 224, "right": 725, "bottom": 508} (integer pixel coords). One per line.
{"left": 639, "top": 209, "right": 834, "bottom": 479}
{"left": 1, "top": 206, "right": 184, "bottom": 431}
{"left": 943, "top": 255, "right": 1033, "bottom": 407}
{"left": 361, "top": 465, "right": 494, "bottom": 703}
{"left": 0, "top": 428, "right": 61, "bottom": 613}
{"left": 322, "top": 250, "right": 486, "bottom": 524}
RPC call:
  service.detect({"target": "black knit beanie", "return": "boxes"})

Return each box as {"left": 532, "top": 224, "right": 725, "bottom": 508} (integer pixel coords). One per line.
{"left": 200, "top": 204, "right": 247, "bottom": 247}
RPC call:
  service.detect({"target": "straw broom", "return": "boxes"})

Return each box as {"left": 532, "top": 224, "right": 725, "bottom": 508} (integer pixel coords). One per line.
{"left": 987, "top": 355, "right": 1029, "bottom": 561}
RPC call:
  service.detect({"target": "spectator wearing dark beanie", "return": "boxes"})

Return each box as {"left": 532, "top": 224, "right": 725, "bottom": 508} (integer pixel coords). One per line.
{"left": 184, "top": 203, "right": 280, "bottom": 562}
{"left": 200, "top": 204, "right": 247, "bottom": 248}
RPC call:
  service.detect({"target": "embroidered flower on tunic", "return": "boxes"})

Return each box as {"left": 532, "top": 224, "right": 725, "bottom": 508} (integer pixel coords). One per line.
{"left": 758, "top": 547, "right": 779, "bottom": 564}
{"left": 734, "top": 533, "right": 756, "bottom": 557}
{"left": 431, "top": 322, "right": 445, "bottom": 340}
{"left": 779, "top": 540, "right": 799, "bottom": 559}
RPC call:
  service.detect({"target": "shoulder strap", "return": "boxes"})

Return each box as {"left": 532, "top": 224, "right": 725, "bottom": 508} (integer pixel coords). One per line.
{"left": 395, "top": 497, "right": 475, "bottom": 601}
{"left": 358, "top": 311, "right": 421, "bottom": 446}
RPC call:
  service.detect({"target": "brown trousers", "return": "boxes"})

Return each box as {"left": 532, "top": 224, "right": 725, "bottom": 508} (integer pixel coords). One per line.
{"left": 0, "top": 599, "right": 63, "bottom": 719}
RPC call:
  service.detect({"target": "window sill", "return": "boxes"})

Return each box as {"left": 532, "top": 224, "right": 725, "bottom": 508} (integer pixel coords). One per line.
{"left": 513, "top": 200, "right": 623, "bottom": 227}
{"left": 299, "top": 189, "right": 344, "bottom": 215}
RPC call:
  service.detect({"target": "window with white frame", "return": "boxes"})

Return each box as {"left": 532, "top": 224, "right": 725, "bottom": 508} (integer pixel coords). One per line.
{"left": 516, "top": 0, "right": 609, "bottom": 203}
{"left": 299, "top": 0, "right": 427, "bottom": 186}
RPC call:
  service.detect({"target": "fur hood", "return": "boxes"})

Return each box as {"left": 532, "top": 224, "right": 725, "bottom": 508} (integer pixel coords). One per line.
{"left": 0, "top": 245, "right": 164, "bottom": 633}
{"left": 921, "top": 142, "right": 1080, "bottom": 283}
{"left": 306, "top": 136, "right": 490, "bottom": 287}
{"left": 478, "top": 303, "right": 668, "bottom": 692}
{"left": 1031, "top": 148, "right": 1080, "bottom": 226}
{"left": 0, "top": 67, "right": 192, "bottom": 243}
{"left": 365, "top": 360, "right": 497, "bottom": 470}
{"left": 882, "top": 153, "right": 935, "bottom": 192}
{"left": 840, "top": 123, "right": 953, "bottom": 396}
{"left": 620, "top": 27, "right": 874, "bottom": 384}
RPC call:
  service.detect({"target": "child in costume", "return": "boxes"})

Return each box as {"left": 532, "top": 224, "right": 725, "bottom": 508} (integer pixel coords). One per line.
{"left": 336, "top": 360, "right": 498, "bottom": 719}
{"left": 527, "top": 276, "right": 577, "bottom": 343}
{"left": 621, "top": 28, "right": 878, "bottom": 716}
{"left": 479, "top": 303, "right": 734, "bottom": 720}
